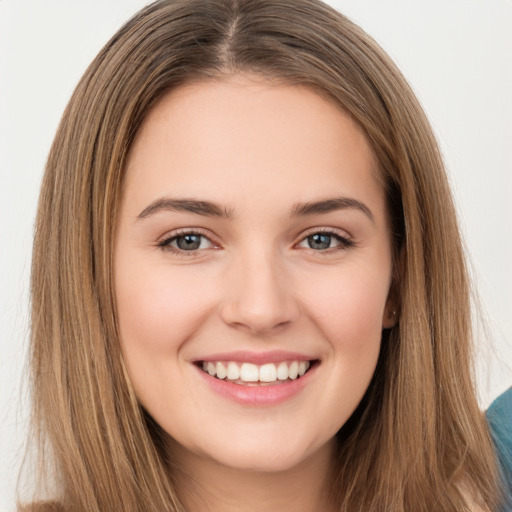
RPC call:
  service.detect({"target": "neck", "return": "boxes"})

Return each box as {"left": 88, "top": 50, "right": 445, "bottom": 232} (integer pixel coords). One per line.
{"left": 168, "top": 439, "right": 337, "bottom": 512}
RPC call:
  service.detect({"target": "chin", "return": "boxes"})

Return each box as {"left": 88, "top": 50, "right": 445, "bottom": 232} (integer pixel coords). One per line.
{"left": 217, "top": 450, "right": 304, "bottom": 473}
{"left": 194, "top": 432, "right": 332, "bottom": 474}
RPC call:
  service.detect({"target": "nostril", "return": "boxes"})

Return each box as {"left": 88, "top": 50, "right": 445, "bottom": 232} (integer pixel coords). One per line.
{"left": 218, "top": 274, "right": 300, "bottom": 334}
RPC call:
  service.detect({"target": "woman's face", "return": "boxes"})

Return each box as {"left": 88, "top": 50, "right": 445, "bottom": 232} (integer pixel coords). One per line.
{"left": 115, "top": 75, "right": 395, "bottom": 473}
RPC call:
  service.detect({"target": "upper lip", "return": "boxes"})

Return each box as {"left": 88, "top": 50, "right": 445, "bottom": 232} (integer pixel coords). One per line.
{"left": 193, "top": 350, "right": 317, "bottom": 365}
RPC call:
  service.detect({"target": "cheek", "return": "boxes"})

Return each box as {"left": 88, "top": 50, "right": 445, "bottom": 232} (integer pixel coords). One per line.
{"left": 114, "top": 261, "right": 220, "bottom": 413}
{"left": 300, "top": 267, "right": 389, "bottom": 428}
{"left": 115, "top": 261, "right": 214, "bottom": 354}
{"left": 307, "top": 266, "right": 390, "bottom": 347}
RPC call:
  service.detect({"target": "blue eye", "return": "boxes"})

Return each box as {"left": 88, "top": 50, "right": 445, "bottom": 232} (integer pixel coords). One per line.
{"left": 158, "top": 232, "right": 214, "bottom": 252}
{"left": 298, "top": 231, "right": 352, "bottom": 251}
{"left": 307, "top": 233, "right": 333, "bottom": 250}
{"left": 175, "top": 234, "right": 203, "bottom": 250}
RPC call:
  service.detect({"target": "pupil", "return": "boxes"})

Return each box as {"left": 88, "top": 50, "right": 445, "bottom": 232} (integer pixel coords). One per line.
{"left": 177, "top": 234, "right": 201, "bottom": 250}
{"left": 308, "top": 233, "right": 331, "bottom": 250}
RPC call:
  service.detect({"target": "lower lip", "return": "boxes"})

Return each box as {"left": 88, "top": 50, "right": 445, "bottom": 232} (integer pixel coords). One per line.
{"left": 194, "top": 364, "right": 316, "bottom": 406}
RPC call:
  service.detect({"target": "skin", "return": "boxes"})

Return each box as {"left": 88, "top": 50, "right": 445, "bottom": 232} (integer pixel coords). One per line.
{"left": 114, "top": 75, "right": 395, "bottom": 512}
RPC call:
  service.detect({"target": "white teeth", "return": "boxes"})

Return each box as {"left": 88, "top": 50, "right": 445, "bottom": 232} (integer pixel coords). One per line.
{"left": 216, "top": 362, "right": 227, "bottom": 380}
{"left": 240, "top": 363, "right": 259, "bottom": 382}
{"left": 200, "top": 359, "right": 313, "bottom": 383}
{"left": 277, "top": 361, "right": 289, "bottom": 380}
{"left": 288, "top": 361, "right": 299, "bottom": 379}
{"left": 259, "top": 363, "right": 277, "bottom": 382}
{"left": 227, "top": 361, "right": 240, "bottom": 380}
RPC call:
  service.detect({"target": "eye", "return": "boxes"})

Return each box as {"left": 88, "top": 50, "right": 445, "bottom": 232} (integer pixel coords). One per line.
{"left": 157, "top": 230, "right": 217, "bottom": 253}
{"left": 297, "top": 230, "right": 353, "bottom": 251}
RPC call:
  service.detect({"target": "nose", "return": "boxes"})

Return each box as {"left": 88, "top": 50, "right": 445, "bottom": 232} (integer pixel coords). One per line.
{"left": 219, "top": 249, "right": 300, "bottom": 336}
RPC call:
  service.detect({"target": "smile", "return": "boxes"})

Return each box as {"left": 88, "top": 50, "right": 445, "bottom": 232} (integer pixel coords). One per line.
{"left": 200, "top": 360, "right": 312, "bottom": 385}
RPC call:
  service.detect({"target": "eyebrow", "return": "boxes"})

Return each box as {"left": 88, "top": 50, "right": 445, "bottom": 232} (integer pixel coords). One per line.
{"left": 137, "top": 198, "right": 234, "bottom": 220}
{"left": 291, "top": 197, "right": 374, "bottom": 223}
{"left": 136, "top": 196, "right": 374, "bottom": 223}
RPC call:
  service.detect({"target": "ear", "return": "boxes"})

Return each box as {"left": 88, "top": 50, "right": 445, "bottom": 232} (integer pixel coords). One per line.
{"left": 382, "top": 249, "right": 403, "bottom": 329}
{"left": 382, "top": 299, "right": 397, "bottom": 329}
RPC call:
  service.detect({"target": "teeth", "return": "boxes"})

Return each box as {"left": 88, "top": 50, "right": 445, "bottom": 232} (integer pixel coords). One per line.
{"left": 277, "top": 361, "right": 289, "bottom": 380}
{"left": 240, "top": 363, "right": 259, "bottom": 382}
{"left": 288, "top": 361, "right": 299, "bottom": 379}
{"left": 227, "top": 361, "right": 240, "bottom": 380}
{"left": 259, "top": 363, "right": 277, "bottom": 382}
{"left": 216, "top": 362, "right": 227, "bottom": 380}
{"left": 200, "top": 360, "right": 312, "bottom": 383}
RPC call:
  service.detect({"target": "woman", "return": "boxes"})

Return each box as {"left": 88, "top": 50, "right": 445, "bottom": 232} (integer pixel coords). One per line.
{"left": 24, "top": 0, "right": 507, "bottom": 510}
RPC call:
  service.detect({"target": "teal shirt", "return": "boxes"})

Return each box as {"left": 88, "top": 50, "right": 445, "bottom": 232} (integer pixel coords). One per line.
{"left": 487, "top": 387, "right": 512, "bottom": 512}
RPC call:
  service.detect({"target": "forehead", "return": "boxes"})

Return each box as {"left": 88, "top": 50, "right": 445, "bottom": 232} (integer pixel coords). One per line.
{"left": 123, "top": 75, "right": 385, "bottom": 217}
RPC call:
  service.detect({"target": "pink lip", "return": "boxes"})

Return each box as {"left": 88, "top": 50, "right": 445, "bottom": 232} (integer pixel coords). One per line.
{"left": 194, "top": 350, "right": 315, "bottom": 365}
{"left": 193, "top": 357, "right": 318, "bottom": 406}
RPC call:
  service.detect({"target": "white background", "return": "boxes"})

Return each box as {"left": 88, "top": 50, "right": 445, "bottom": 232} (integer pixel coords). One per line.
{"left": 1, "top": 1, "right": 511, "bottom": 509}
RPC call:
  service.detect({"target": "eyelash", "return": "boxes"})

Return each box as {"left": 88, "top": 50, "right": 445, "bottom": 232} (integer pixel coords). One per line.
{"left": 156, "top": 228, "right": 354, "bottom": 256}
{"left": 156, "top": 228, "right": 217, "bottom": 256}
{"left": 298, "top": 228, "right": 354, "bottom": 253}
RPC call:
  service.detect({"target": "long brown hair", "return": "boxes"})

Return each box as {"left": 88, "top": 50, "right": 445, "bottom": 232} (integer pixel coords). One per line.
{"left": 25, "top": 0, "right": 501, "bottom": 510}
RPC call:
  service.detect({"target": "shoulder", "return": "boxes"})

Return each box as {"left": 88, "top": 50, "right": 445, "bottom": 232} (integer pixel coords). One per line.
{"left": 487, "top": 387, "right": 512, "bottom": 435}
{"left": 459, "top": 482, "right": 493, "bottom": 512}
{"left": 18, "top": 502, "right": 65, "bottom": 512}
{"left": 487, "top": 387, "right": 512, "bottom": 469}
{"left": 486, "top": 387, "right": 512, "bottom": 511}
